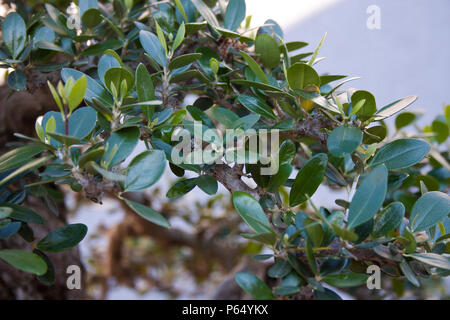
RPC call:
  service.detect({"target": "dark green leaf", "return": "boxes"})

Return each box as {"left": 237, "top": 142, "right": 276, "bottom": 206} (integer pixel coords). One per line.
{"left": 224, "top": 0, "right": 246, "bottom": 31}
{"left": 169, "top": 53, "right": 202, "bottom": 70}
{"left": 410, "top": 191, "right": 450, "bottom": 232}
{"left": 370, "top": 139, "right": 430, "bottom": 170}
{"left": 196, "top": 175, "right": 218, "bottom": 195}
{"left": 139, "top": 30, "right": 167, "bottom": 67}
{"left": 322, "top": 273, "right": 369, "bottom": 288}
{"left": 232, "top": 191, "right": 272, "bottom": 233}
{"left": 235, "top": 272, "right": 274, "bottom": 300}
{"left": 124, "top": 199, "right": 170, "bottom": 228}
{"left": 166, "top": 178, "right": 198, "bottom": 199}
{"left": 37, "top": 224, "right": 88, "bottom": 252}
{"left": 7, "top": 70, "right": 26, "bottom": 91}
{"left": 104, "top": 127, "right": 140, "bottom": 168}
{"left": 255, "top": 34, "right": 280, "bottom": 69}
{"left": 0, "top": 250, "right": 47, "bottom": 275}
{"left": 327, "top": 126, "right": 363, "bottom": 157}
{"left": 351, "top": 90, "right": 376, "bottom": 118}
{"left": 372, "top": 202, "right": 405, "bottom": 238}
{"left": 125, "top": 150, "right": 166, "bottom": 192}
{"left": 289, "top": 153, "right": 328, "bottom": 207}
{"left": 237, "top": 94, "right": 276, "bottom": 120}
{"left": 287, "top": 63, "right": 320, "bottom": 90}
{"left": 347, "top": 165, "right": 388, "bottom": 229}
{"left": 2, "top": 13, "right": 26, "bottom": 59}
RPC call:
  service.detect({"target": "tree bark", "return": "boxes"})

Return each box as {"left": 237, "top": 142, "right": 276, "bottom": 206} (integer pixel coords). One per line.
{"left": 0, "top": 84, "right": 86, "bottom": 299}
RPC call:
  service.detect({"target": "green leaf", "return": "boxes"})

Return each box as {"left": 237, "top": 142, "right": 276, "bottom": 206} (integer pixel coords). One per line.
{"left": 190, "top": 0, "right": 219, "bottom": 28}
{"left": 81, "top": 8, "right": 102, "bottom": 28}
{"left": 0, "top": 155, "right": 53, "bottom": 188}
{"left": 322, "top": 273, "right": 369, "bottom": 288}
{"left": 235, "top": 272, "right": 274, "bottom": 300}
{"left": 135, "top": 63, "right": 155, "bottom": 121}
{"left": 213, "top": 107, "right": 239, "bottom": 128}
{"left": 0, "top": 203, "right": 44, "bottom": 224}
{"left": 314, "top": 287, "right": 342, "bottom": 300}
{"left": 196, "top": 175, "right": 218, "bottom": 195}
{"left": 166, "top": 178, "right": 197, "bottom": 199}
{"left": 224, "top": 0, "right": 246, "bottom": 31}
{"left": 89, "top": 161, "right": 126, "bottom": 181}
{"left": 33, "top": 249, "right": 55, "bottom": 286}
{"left": 7, "top": 70, "right": 26, "bottom": 91}
{"left": 240, "top": 50, "right": 268, "bottom": 84}
{"left": 61, "top": 68, "right": 113, "bottom": 107}
{"left": 395, "top": 112, "right": 416, "bottom": 130}
{"left": 431, "top": 120, "right": 449, "bottom": 144}
{"left": 267, "top": 164, "right": 292, "bottom": 193}
{"left": 0, "top": 145, "right": 46, "bottom": 173}
{"left": 232, "top": 191, "right": 272, "bottom": 234}
{"left": 347, "top": 165, "right": 388, "bottom": 229}
{"left": 410, "top": 191, "right": 450, "bottom": 232}
{"left": 287, "top": 63, "right": 320, "bottom": 90}
{"left": 124, "top": 199, "right": 170, "bottom": 228}
{"left": 49, "top": 107, "right": 97, "bottom": 140}
{"left": 154, "top": 21, "right": 167, "bottom": 56}
{"left": 372, "top": 202, "right": 405, "bottom": 238}
{"left": 80, "top": 39, "right": 123, "bottom": 56}
{"left": 37, "top": 224, "right": 88, "bottom": 252}
{"left": 405, "top": 253, "right": 450, "bottom": 270}
{"left": 68, "top": 76, "right": 87, "bottom": 114}
{"left": 139, "top": 30, "right": 167, "bottom": 67}
{"left": 369, "top": 139, "right": 430, "bottom": 170}
{"left": 327, "top": 126, "right": 363, "bottom": 157}
{"left": 0, "top": 207, "right": 13, "bottom": 220}
{"left": 125, "top": 150, "right": 166, "bottom": 191}
{"left": 236, "top": 94, "right": 276, "bottom": 120}
{"left": 169, "top": 53, "right": 202, "bottom": 70}
{"left": 104, "top": 67, "right": 134, "bottom": 96}
{"left": 104, "top": 127, "right": 140, "bottom": 168}
{"left": 289, "top": 153, "right": 328, "bottom": 207}
{"left": 268, "top": 259, "right": 292, "bottom": 278}
{"left": 0, "top": 250, "right": 47, "bottom": 275}
{"left": 399, "top": 260, "right": 420, "bottom": 287}
{"left": 78, "top": 148, "right": 104, "bottom": 169}
{"left": 172, "top": 22, "right": 185, "bottom": 52}
{"left": 374, "top": 95, "right": 418, "bottom": 120}
{"left": 278, "top": 140, "right": 296, "bottom": 165}
{"left": 2, "top": 13, "right": 26, "bottom": 59}
{"left": 255, "top": 33, "right": 280, "bottom": 69}
{"left": 351, "top": 90, "right": 376, "bottom": 118}
{"left": 98, "top": 53, "right": 121, "bottom": 86}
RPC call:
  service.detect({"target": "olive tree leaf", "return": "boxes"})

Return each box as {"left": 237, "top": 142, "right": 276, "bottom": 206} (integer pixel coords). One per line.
{"left": 125, "top": 150, "right": 166, "bottom": 192}
{"left": 232, "top": 191, "right": 272, "bottom": 234}
{"left": 374, "top": 95, "right": 418, "bottom": 120}
{"left": 104, "top": 127, "right": 140, "bottom": 168}
{"left": 124, "top": 199, "right": 170, "bottom": 228}
{"left": 327, "top": 126, "right": 363, "bottom": 157}
{"left": 347, "top": 165, "right": 388, "bottom": 229}
{"left": 255, "top": 33, "right": 280, "bottom": 69}
{"left": 139, "top": 30, "right": 167, "bottom": 67}
{"left": 289, "top": 153, "right": 328, "bottom": 207}
{"left": 7, "top": 70, "right": 26, "bottom": 91}
{"left": 224, "top": 0, "right": 246, "bottom": 31}
{"left": 68, "top": 76, "right": 87, "bottom": 114}
{"left": 237, "top": 94, "right": 276, "bottom": 120}
{"left": 0, "top": 250, "right": 47, "bottom": 275}
{"left": 2, "top": 13, "right": 26, "bottom": 59}
{"left": 235, "top": 272, "right": 274, "bottom": 300}
{"left": 405, "top": 253, "right": 450, "bottom": 270}
{"left": 409, "top": 191, "right": 450, "bottom": 232}
{"left": 37, "top": 224, "right": 88, "bottom": 252}
{"left": 370, "top": 139, "right": 430, "bottom": 170}
{"left": 372, "top": 202, "right": 405, "bottom": 238}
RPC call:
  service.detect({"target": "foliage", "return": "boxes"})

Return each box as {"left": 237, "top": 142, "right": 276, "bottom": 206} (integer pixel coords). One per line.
{"left": 0, "top": 0, "right": 449, "bottom": 299}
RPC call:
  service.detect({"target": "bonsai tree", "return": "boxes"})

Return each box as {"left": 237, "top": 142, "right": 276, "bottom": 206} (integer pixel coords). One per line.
{"left": 0, "top": 0, "right": 449, "bottom": 300}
